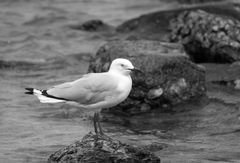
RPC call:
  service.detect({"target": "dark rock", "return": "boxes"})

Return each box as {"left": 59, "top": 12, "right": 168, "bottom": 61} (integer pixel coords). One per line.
{"left": 116, "top": 2, "right": 240, "bottom": 43}
{"left": 117, "top": 2, "right": 240, "bottom": 63}
{"left": 116, "top": 10, "right": 172, "bottom": 41}
{"left": 69, "top": 20, "right": 112, "bottom": 32}
{"left": 169, "top": 10, "right": 240, "bottom": 63}
{"left": 48, "top": 132, "right": 160, "bottom": 163}
{"left": 234, "top": 79, "right": 240, "bottom": 89}
{"left": 88, "top": 40, "right": 206, "bottom": 115}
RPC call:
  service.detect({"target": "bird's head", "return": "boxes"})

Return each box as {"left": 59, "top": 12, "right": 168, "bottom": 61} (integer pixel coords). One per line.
{"left": 109, "top": 58, "right": 141, "bottom": 75}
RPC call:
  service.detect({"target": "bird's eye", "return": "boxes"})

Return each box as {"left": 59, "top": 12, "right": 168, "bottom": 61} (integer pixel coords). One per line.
{"left": 120, "top": 64, "right": 124, "bottom": 67}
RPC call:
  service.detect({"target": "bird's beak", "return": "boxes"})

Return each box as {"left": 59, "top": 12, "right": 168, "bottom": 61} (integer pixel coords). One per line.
{"left": 128, "top": 68, "right": 143, "bottom": 73}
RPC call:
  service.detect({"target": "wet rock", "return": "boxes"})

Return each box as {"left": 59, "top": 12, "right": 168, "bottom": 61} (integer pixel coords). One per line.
{"left": 117, "top": 2, "right": 240, "bottom": 43}
{"left": 48, "top": 132, "right": 160, "bottom": 163}
{"left": 88, "top": 40, "right": 206, "bottom": 114}
{"left": 69, "top": 20, "right": 112, "bottom": 32}
{"left": 169, "top": 10, "right": 240, "bottom": 63}
{"left": 234, "top": 79, "right": 240, "bottom": 89}
{"left": 116, "top": 10, "right": 172, "bottom": 41}
{"left": 147, "top": 87, "right": 163, "bottom": 100}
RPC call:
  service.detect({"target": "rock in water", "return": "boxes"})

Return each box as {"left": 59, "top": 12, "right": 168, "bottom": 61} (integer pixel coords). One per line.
{"left": 169, "top": 10, "right": 240, "bottom": 63}
{"left": 88, "top": 40, "right": 206, "bottom": 114}
{"left": 48, "top": 132, "right": 160, "bottom": 163}
{"left": 116, "top": 2, "right": 240, "bottom": 63}
{"left": 116, "top": 2, "right": 240, "bottom": 42}
{"left": 69, "top": 20, "right": 112, "bottom": 32}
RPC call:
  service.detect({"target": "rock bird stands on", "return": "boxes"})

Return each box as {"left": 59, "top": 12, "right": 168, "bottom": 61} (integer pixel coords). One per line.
{"left": 25, "top": 58, "right": 139, "bottom": 135}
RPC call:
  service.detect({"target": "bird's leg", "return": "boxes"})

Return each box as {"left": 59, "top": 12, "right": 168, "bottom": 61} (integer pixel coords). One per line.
{"left": 96, "top": 112, "right": 104, "bottom": 136}
{"left": 93, "top": 112, "right": 98, "bottom": 135}
{"left": 96, "top": 112, "right": 112, "bottom": 140}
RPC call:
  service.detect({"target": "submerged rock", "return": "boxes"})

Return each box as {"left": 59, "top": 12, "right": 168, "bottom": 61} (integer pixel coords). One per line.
{"left": 48, "top": 132, "right": 160, "bottom": 163}
{"left": 88, "top": 40, "right": 206, "bottom": 114}
{"left": 69, "top": 20, "right": 112, "bottom": 32}
{"left": 169, "top": 10, "right": 240, "bottom": 63}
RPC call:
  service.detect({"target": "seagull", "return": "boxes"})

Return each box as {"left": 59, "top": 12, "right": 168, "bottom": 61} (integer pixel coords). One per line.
{"left": 25, "top": 58, "right": 140, "bottom": 135}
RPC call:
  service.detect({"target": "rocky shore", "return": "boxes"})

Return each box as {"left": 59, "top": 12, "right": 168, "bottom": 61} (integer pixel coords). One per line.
{"left": 89, "top": 40, "right": 205, "bottom": 115}
{"left": 48, "top": 132, "right": 161, "bottom": 163}
{"left": 48, "top": 1, "right": 240, "bottom": 163}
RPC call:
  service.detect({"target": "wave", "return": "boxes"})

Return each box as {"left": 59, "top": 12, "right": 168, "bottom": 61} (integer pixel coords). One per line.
{"left": 0, "top": 53, "right": 91, "bottom": 71}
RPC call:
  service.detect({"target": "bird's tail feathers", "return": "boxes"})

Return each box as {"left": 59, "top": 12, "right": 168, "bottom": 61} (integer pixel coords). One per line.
{"left": 25, "top": 88, "right": 66, "bottom": 103}
{"left": 25, "top": 88, "right": 34, "bottom": 94}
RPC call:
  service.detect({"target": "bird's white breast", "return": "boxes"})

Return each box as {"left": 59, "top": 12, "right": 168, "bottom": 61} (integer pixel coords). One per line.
{"left": 116, "top": 75, "right": 132, "bottom": 101}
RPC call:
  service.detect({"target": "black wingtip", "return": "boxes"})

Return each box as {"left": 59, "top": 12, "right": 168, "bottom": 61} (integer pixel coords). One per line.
{"left": 25, "top": 88, "right": 34, "bottom": 94}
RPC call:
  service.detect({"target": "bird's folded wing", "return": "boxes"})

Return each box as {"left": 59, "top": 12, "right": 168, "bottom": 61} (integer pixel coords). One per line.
{"left": 51, "top": 82, "right": 73, "bottom": 89}
{"left": 46, "top": 73, "right": 119, "bottom": 104}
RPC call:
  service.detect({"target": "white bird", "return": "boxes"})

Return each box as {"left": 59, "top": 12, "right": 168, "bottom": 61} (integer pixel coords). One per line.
{"left": 25, "top": 58, "right": 140, "bottom": 135}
